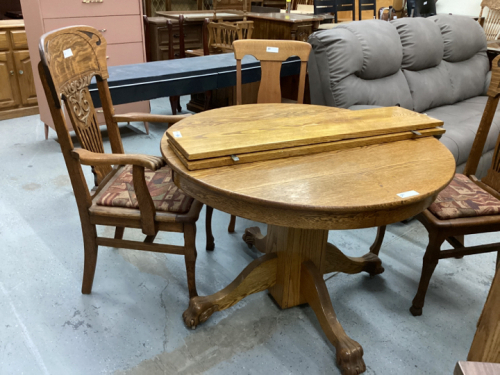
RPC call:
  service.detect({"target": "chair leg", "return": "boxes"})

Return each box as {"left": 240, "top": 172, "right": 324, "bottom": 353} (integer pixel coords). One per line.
{"left": 82, "top": 226, "right": 99, "bottom": 294}
{"left": 228, "top": 215, "right": 236, "bottom": 233}
{"left": 204, "top": 91, "right": 212, "bottom": 111}
{"left": 184, "top": 223, "right": 198, "bottom": 299}
{"left": 114, "top": 226, "right": 125, "bottom": 239}
{"left": 410, "top": 232, "right": 445, "bottom": 316}
{"left": 205, "top": 206, "right": 215, "bottom": 251}
{"left": 370, "top": 226, "right": 386, "bottom": 256}
{"left": 169, "top": 96, "right": 180, "bottom": 115}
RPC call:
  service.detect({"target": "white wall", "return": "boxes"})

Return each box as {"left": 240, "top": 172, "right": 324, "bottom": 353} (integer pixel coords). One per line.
{"left": 436, "top": 0, "right": 482, "bottom": 17}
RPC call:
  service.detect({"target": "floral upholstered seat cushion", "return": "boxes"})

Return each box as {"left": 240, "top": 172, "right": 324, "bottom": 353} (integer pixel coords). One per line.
{"left": 428, "top": 174, "right": 500, "bottom": 220}
{"left": 96, "top": 165, "right": 193, "bottom": 214}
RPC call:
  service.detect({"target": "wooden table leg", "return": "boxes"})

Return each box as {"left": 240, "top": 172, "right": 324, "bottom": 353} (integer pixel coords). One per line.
{"left": 183, "top": 252, "right": 277, "bottom": 329}
{"left": 301, "top": 260, "right": 366, "bottom": 375}
{"left": 323, "top": 243, "right": 385, "bottom": 276}
{"left": 242, "top": 226, "right": 268, "bottom": 253}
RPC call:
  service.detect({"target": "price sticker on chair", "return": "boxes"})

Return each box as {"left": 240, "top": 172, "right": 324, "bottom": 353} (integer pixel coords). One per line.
{"left": 173, "top": 131, "right": 182, "bottom": 138}
{"left": 266, "top": 47, "right": 279, "bottom": 53}
{"left": 63, "top": 48, "right": 73, "bottom": 58}
{"left": 397, "top": 190, "right": 419, "bottom": 198}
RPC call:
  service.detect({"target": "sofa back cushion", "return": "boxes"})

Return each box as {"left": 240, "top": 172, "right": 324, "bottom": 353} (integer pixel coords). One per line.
{"left": 308, "top": 15, "right": 489, "bottom": 113}
{"left": 308, "top": 20, "right": 413, "bottom": 109}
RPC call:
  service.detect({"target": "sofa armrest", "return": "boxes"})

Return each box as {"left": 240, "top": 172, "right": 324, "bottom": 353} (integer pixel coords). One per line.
{"left": 483, "top": 71, "right": 492, "bottom": 96}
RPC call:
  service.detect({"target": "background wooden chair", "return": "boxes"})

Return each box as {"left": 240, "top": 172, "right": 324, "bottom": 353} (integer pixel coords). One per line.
{"left": 371, "top": 55, "right": 500, "bottom": 317}
{"left": 336, "top": 0, "right": 355, "bottom": 21}
{"left": 204, "top": 39, "right": 311, "bottom": 233}
{"left": 359, "top": 0, "right": 376, "bottom": 19}
{"left": 314, "top": 0, "right": 337, "bottom": 17}
{"left": 480, "top": 0, "right": 500, "bottom": 41}
{"left": 38, "top": 26, "right": 214, "bottom": 298}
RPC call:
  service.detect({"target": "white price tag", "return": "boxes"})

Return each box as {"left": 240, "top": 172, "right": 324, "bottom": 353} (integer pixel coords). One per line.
{"left": 63, "top": 48, "right": 73, "bottom": 58}
{"left": 397, "top": 190, "right": 419, "bottom": 199}
{"left": 173, "top": 131, "right": 182, "bottom": 138}
{"left": 266, "top": 47, "right": 279, "bottom": 53}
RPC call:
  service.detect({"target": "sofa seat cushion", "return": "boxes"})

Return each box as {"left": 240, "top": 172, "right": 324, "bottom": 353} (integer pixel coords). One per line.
{"left": 96, "top": 165, "right": 194, "bottom": 214}
{"left": 425, "top": 96, "right": 500, "bottom": 166}
{"left": 429, "top": 174, "right": 500, "bottom": 220}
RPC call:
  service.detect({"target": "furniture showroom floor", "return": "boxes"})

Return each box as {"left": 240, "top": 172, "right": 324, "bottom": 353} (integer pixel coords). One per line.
{"left": 0, "top": 97, "right": 497, "bottom": 375}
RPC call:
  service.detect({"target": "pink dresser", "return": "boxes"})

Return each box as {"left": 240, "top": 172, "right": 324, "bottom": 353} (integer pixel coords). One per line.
{"left": 20, "top": 0, "right": 150, "bottom": 138}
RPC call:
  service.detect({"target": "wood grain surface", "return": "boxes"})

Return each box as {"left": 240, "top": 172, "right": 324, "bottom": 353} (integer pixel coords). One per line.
{"left": 161, "top": 132, "right": 455, "bottom": 230}
{"left": 166, "top": 104, "right": 443, "bottom": 161}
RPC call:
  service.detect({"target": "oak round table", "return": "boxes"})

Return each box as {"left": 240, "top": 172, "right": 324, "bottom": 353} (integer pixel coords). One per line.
{"left": 160, "top": 104, "right": 455, "bottom": 375}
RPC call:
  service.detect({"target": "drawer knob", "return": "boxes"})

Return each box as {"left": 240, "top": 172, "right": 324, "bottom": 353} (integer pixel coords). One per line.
{"left": 106, "top": 56, "right": 109, "bottom": 59}
{"left": 9, "top": 70, "right": 14, "bottom": 76}
{"left": 99, "top": 29, "right": 107, "bottom": 32}
{"left": 19, "top": 70, "right": 23, "bottom": 75}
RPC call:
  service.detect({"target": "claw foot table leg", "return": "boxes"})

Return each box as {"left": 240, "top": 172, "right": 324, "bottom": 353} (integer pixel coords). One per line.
{"left": 301, "top": 261, "right": 366, "bottom": 375}
{"left": 183, "top": 253, "right": 277, "bottom": 329}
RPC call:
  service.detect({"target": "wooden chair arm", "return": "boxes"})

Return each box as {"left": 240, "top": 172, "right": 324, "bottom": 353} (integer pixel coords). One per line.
{"left": 71, "top": 148, "right": 166, "bottom": 171}
{"left": 112, "top": 113, "right": 190, "bottom": 124}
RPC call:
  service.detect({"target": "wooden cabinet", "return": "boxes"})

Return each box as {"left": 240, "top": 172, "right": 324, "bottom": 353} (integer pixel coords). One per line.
{"left": 0, "top": 20, "right": 39, "bottom": 121}
{"left": 20, "top": 0, "right": 150, "bottom": 138}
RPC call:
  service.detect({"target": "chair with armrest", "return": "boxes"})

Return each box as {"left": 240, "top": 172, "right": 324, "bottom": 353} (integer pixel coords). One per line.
{"left": 205, "top": 39, "right": 311, "bottom": 233}
{"left": 38, "top": 25, "right": 214, "bottom": 298}
{"left": 480, "top": 0, "right": 500, "bottom": 41}
{"left": 371, "top": 55, "right": 500, "bottom": 316}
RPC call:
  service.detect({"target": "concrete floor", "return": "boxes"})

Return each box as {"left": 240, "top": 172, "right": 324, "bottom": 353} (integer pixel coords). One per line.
{"left": 0, "top": 97, "right": 497, "bottom": 375}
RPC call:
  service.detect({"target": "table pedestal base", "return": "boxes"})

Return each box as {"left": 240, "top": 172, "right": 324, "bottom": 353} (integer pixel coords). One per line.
{"left": 183, "top": 225, "right": 384, "bottom": 375}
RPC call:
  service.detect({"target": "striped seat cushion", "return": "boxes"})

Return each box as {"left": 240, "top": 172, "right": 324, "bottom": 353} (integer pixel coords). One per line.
{"left": 428, "top": 174, "right": 500, "bottom": 220}
{"left": 97, "top": 165, "right": 193, "bottom": 214}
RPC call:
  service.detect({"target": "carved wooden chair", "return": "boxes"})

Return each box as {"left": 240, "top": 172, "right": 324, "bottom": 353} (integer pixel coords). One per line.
{"left": 480, "top": 0, "right": 500, "bottom": 41}
{"left": 38, "top": 26, "right": 214, "bottom": 298}
{"left": 205, "top": 39, "right": 311, "bottom": 233}
{"left": 371, "top": 55, "right": 500, "bottom": 316}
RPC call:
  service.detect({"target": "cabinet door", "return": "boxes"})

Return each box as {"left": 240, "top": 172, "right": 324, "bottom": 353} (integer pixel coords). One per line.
{"left": 13, "top": 50, "right": 37, "bottom": 106}
{"left": 0, "top": 51, "right": 19, "bottom": 110}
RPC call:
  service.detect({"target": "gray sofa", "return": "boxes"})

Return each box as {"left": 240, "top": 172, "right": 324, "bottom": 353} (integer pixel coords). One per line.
{"left": 308, "top": 15, "right": 498, "bottom": 177}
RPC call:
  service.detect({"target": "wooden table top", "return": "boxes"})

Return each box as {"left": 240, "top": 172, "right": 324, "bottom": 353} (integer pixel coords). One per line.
{"left": 247, "top": 12, "right": 324, "bottom": 22}
{"left": 161, "top": 104, "right": 455, "bottom": 230}
{"left": 156, "top": 10, "right": 243, "bottom": 21}
{"left": 167, "top": 104, "right": 443, "bottom": 161}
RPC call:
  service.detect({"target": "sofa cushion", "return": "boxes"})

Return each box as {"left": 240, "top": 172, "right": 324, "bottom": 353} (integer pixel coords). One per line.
{"left": 393, "top": 18, "right": 443, "bottom": 71}
{"left": 425, "top": 96, "right": 500, "bottom": 166}
{"left": 445, "top": 54, "right": 490, "bottom": 103}
{"left": 332, "top": 70, "right": 413, "bottom": 109}
{"left": 428, "top": 174, "right": 500, "bottom": 220}
{"left": 403, "top": 63, "right": 453, "bottom": 112}
{"left": 430, "top": 15, "right": 487, "bottom": 63}
{"left": 337, "top": 20, "right": 403, "bottom": 80}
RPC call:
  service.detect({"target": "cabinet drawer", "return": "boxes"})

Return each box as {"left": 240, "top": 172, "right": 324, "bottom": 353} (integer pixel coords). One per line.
{"left": 44, "top": 15, "right": 143, "bottom": 45}
{"left": 41, "top": 0, "right": 140, "bottom": 19}
{"left": 10, "top": 30, "right": 28, "bottom": 50}
{"left": 106, "top": 42, "right": 145, "bottom": 66}
{"left": 0, "top": 32, "right": 8, "bottom": 51}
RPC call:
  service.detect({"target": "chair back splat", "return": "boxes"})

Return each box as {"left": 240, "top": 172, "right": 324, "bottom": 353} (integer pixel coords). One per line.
{"left": 464, "top": 55, "right": 500, "bottom": 194}
{"left": 233, "top": 39, "right": 311, "bottom": 105}
{"left": 480, "top": 0, "right": 500, "bottom": 41}
{"left": 39, "top": 26, "right": 124, "bottom": 187}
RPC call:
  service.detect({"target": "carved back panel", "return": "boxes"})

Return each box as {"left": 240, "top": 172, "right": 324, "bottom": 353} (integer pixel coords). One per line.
{"left": 39, "top": 26, "right": 113, "bottom": 185}
{"left": 233, "top": 39, "right": 311, "bottom": 105}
